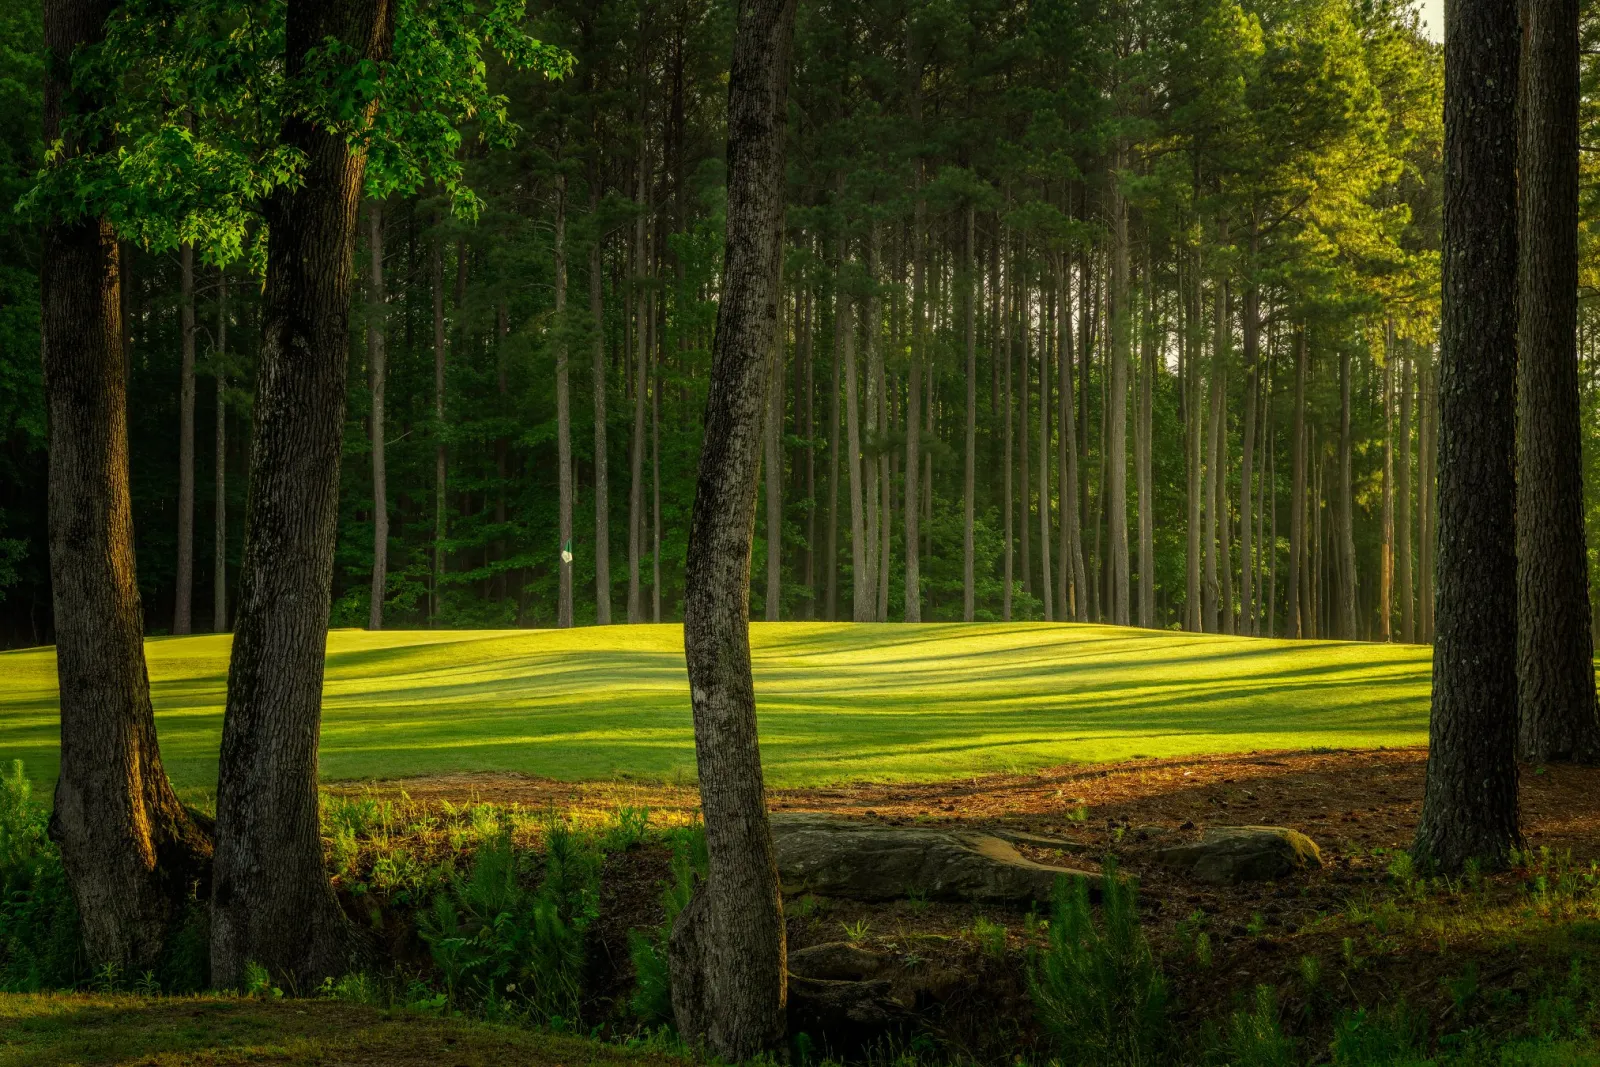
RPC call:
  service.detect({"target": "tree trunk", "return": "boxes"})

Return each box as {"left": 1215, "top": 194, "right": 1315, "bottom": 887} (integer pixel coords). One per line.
{"left": 215, "top": 267, "right": 229, "bottom": 633}
{"left": 826, "top": 278, "right": 841, "bottom": 620}
{"left": 904, "top": 200, "right": 924, "bottom": 623}
{"left": 367, "top": 202, "right": 386, "bottom": 631}
{"left": 1338, "top": 348, "right": 1357, "bottom": 639}
{"left": 865, "top": 225, "right": 883, "bottom": 619}
{"left": 1516, "top": 0, "right": 1599, "bottom": 762}
{"left": 629, "top": 146, "right": 649, "bottom": 624}
{"left": 1108, "top": 151, "right": 1130, "bottom": 626}
{"left": 1202, "top": 290, "right": 1222, "bottom": 634}
{"left": 591, "top": 212, "right": 613, "bottom": 624}
{"left": 42, "top": 0, "right": 211, "bottom": 974}
{"left": 1019, "top": 273, "right": 1031, "bottom": 602}
{"left": 1420, "top": 350, "right": 1435, "bottom": 642}
{"left": 211, "top": 0, "right": 393, "bottom": 988}
{"left": 1003, "top": 256, "right": 1014, "bottom": 622}
{"left": 1238, "top": 239, "right": 1259, "bottom": 637}
{"left": 803, "top": 286, "right": 815, "bottom": 616}
{"left": 963, "top": 206, "right": 976, "bottom": 622}
{"left": 1059, "top": 257, "right": 1087, "bottom": 622}
{"left": 555, "top": 179, "right": 574, "bottom": 628}
{"left": 1137, "top": 250, "right": 1155, "bottom": 628}
{"left": 1412, "top": 0, "right": 1521, "bottom": 872}
{"left": 1399, "top": 346, "right": 1414, "bottom": 643}
{"left": 430, "top": 236, "right": 446, "bottom": 624}
{"left": 653, "top": 291, "right": 663, "bottom": 622}
{"left": 765, "top": 272, "right": 784, "bottom": 622}
{"left": 843, "top": 286, "right": 869, "bottom": 620}
{"left": 174, "top": 243, "right": 196, "bottom": 635}
{"left": 670, "top": 0, "right": 796, "bottom": 1056}
{"left": 1380, "top": 322, "right": 1395, "bottom": 641}
{"left": 1185, "top": 251, "right": 1203, "bottom": 632}
{"left": 1038, "top": 283, "right": 1054, "bottom": 622}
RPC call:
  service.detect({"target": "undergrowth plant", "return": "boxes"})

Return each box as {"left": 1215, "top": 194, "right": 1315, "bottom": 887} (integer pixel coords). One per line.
{"left": 0, "top": 761, "right": 82, "bottom": 991}
{"left": 1028, "top": 859, "right": 1169, "bottom": 1067}
{"left": 628, "top": 824, "right": 708, "bottom": 1027}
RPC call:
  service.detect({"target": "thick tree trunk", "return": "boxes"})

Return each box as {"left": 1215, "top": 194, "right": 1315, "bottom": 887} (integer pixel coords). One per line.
{"left": 555, "top": 180, "right": 574, "bottom": 628}
{"left": 1412, "top": 0, "right": 1522, "bottom": 872}
{"left": 215, "top": 268, "right": 229, "bottom": 633}
{"left": 1516, "top": 0, "right": 1599, "bottom": 762}
{"left": 1289, "top": 326, "right": 1307, "bottom": 638}
{"left": 591, "top": 218, "right": 613, "bottom": 624}
{"left": 42, "top": 0, "right": 212, "bottom": 974}
{"left": 963, "top": 206, "right": 976, "bottom": 622}
{"left": 670, "top": 0, "right": 797, "bottom": 1056}
{"left": 1338, "top": 348, "right": 1357, "bottom": 639}
{"left": 367, "top": 202, "right": 387, "bottom": 630}
{"left": 174, "top": 243, "right": 196, "bottom": 635}
{"left": 211, "top": 0, "right": 392, "bottom": 987}
{"left": 1108, "top": 154, "right": 1130, "bottom": 626}
{"left": 1399, "top": 347, "right": 1414, "bottom": 643}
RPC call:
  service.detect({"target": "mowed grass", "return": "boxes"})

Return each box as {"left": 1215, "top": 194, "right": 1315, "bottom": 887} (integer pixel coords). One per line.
{"left": 0, "top": 622, "right": 1431, "bottom": 795}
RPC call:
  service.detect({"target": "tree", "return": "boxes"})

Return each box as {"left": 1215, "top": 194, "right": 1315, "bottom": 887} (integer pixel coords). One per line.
{"left": 1412, "top": 0, "right": 1521, "bottom": 872}
{"left": 669, "top": 0, "right": 797, "bottom": 1056}
{"left": 39, "top": 0, "right": 210, "bottom": 974}
{"left": 367, "top": 201, "right": 387, "bottom": 631}
{"left": 1516, "top": 0, "right": 1599, "bottom": 763}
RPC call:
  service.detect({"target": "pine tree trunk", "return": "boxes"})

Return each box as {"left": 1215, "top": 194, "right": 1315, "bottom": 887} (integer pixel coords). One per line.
{"left": 1108, "top": 152, "right": 1130, "bottom": 626}
{"left": 1019, "top": 277, "right": 1031, "bottom": 603}
{"left": 904, "top": 199, "right": 924, "bottom": 623}
{"left": 367, "top": 203, "right": 386, "bottom": 631}
{"left": 765, "top": 273, "right": 784, "bottom": 622}
{"left": 1137, "top": 253, "right": 1155, "bottom": 628}
{"left": 1185, "top": 254, "right": 1203, "bottom": 632}
{"left": 1289, "top": 326, "right": 1306, "bottom": 638}
{"left": 1060, "top": 258, "right": 1087, "bottom": 622}
{"left": 1381, "top": 322, "right": 1395, "bottom": 641}
{"left": 1516, "top": 0, "right": 1599, "bottom": 762}
{"left": 1338, "top": 348, "right": 1357, "bottom": 639}
{"left": 592, "top": 204, "right": 613, "bottom": 624}
{"left": 669, "top": 0, "right": 796, "bottom": 1055}
{"left": 430, "top": 237, "right": 446, "bottom": 624}
{"left": 211, "top": 0, "right": 393, "bottom": 987}
{"left": 215, "top": 268, "right": 229, "bottom": 632}
{"left": 1238, "top": 242, "right": 1259, "bottom": 638}
{"left": 1420, "top": 351, "right": 1435, "bottom": 642}
{"left": 843, "top": 288, "right": 869, "bottom": 620}
{"left": 555, "top": 180, "right": 574, "bottom": 628}
{"left": 1399, "top": 347, "right": 1414, "bottom": 643}
{"left": 803, "top": 287, "right": 816, "bottom": 616}
{"left": 963, "top": 206, "right": 976, "bottom": 622}
{"left": 1003, "top": 263, "right": 1014, "bottom": 622}
{"left": 1202, "top": 292, "right": 1222, "bottom": 634}
{"left": 1412, "top": 0, "right": 1521, "bottom": 871}
{"left": 865, "top": 226, "right": 883, "bottom": 617}
{"left": 826, "top": 279, "right": 841, "bottom": 620}
{"left": 629, "top": 148, "right": 648, "bottom": 624}
{"left": 1038, "top": 283, "right": 1054, "bottom": 622}
{"left": 174, "top": 243, "right": 196, "bottom": 635}
{"left": 653, "top": 294, "right": 663, "bottom": 623}
{"left": 42, "top": 0, "right": 212, "bottom": 974}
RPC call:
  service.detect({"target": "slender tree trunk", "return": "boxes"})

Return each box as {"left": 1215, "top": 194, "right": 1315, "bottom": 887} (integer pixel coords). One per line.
{"left": 963, "top": 206, "right": 976, "bottom": 622}
{"left": 430, "top": 237, "right": 446, "bottom": 624}
{"left": 1202, "top": 293, "right": 1222, "bottom": 634}
{"left": 174, "top": 243, "right": 196, "bottom": 635}
{"left": 1137, "top": 252, "right": 1155, "bottom": 628}
{"left": 215, "top": 268, "right": 229, "bottom": 632}
{"left": 367, "top": 202, "right": 386, "bottom": 630}
{"left": 592, "top": 214, "right": 613, "bottom": 624}
{"left": 803, "top": 286, "right": 815, "bottom": 616}
{"left": 1338, "top": 348, "right": 1357, "bottom": 639}
{"left": 1108, "top": 151, "right": 1130, "bottom": 626}
{"left": 1238, "top": 239, "right": 1259, "bottom": 638}
{"left": 1003, "top": 269, "right": 1014, "bottom": 622}
{"left": 1060, "top": 258, "right": 1087, "bottom": 621}
{"left": 41, "top": 0, "right": 211, "bottom": 974}
{"left": 1289, "top": 327, "right": 1308, "bottom": 637}
{"left": 764, "top": 273, "right": 784, "bottom": 622}
{"left": 843, "top": 289, "right": 869, "bottom": 620}
{"left": 211, "top": 0, "right": 393, "bottom": 987}
{"left": 1420, "top": 350, "right": 1436, "bottom": 641}
{"left": 1185, "top": 255, "right": 1203, "bottom": 631}
{"left": 629, "top": 151, "right": 649, "bottom": 624}
{"left": 904, "top": 200, "right": 924, "bottom": 623}
{"left": 865, "top": 226, "right": 882, "bottom": 619}
{"left": 1517, "top": 0, "right": 1600, "bottom": 762}
{"left": 670, "top": 0, "right": 797, "bottom": 1054}
{"left": 1019, "top": 273, "right": 1032, "bottom": 602}
{"left": 1412, "top": 0, "right": 1522, "bottom": 872}
{"left": 555, "top": 179, "right": 574, "bottom": 628}
{"left": 826, "top": 279, "right": 841, "bottom": 620}
{"left": 1381, "top": 322, "right": 1395, "bottom": 641}
{"left": 1399, "top": 346, "right": 1414, "bottom": 643}
{"left": 653, "top": 295, "right": 663, "bottom": 623}
{"left": 1039, "top": 283, "right": 1054, "bottom": 622}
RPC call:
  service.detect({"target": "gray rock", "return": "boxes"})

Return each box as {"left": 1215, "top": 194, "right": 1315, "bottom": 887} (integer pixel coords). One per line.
{"left": 771, "top": 813, "right": 1093, "bottom": 904}
{"left": 786, "top": 974, "right": 912, "bottom": 1052}
{"left": 789, "top": 941, "right": 889, "bottom": 982}
{"left": 1153, "top": 825, "right": 1323, "bottom": 884}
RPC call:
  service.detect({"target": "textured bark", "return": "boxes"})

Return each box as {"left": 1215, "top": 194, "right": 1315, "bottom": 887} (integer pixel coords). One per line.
{"left": 765, "top": 274, "right": 784, "bottom": 622}
{"left": 1380, "top": 326, "right": 1395, "bottom": 641}
{"left": 1038, "top": 285, "right": 1054, "bottom": 622}
{"left": 211, "top": 0, "right": 392, "bottom": 987}
{"left": 367, "top": 203, "right": 387, "bottom": 631}
{"left": 865, "top": 227, "right": 883, "bottom": 619}
{"left": 215, "top": 268, "right": 229, "bottom": 633}
{"left": 1420, "top": 350, "right": 1436, "bottom": 642}
{"left": 1107, "top": 151, "right": 1130, "bottom": 626}
{"left": 1003, "top": 248, "right": 1014, "bottom": 622}
{"left": 1137, "top": 252, "right": 1155, "bottom": 629}
{"left": 826, "top": 280, "right": 841, "bottom": 620}
{"left": 42, "top": 0, "right": 212, "bottom": 973}
{"left": 1202, "top": 293, "right": 1222, "bottom": 634}
{"left": 174, "top": 243, "right": 196, "bottom": 635}
{"left": 1185, "top": 258, "right": 1203, "bottom": 631}
{"left": 842, "top": 290, "right": 869, "bottom": 621}
{"left": 963, "top": 206, "right": 976, "bottom": 622}
{"left": 1238, "top": 243, "right": 1259, "bottom": 636}
{"left": 591, "top": 215, "right": 613, "bottom": 624}
{"left": 1516, "top": 0, "right": 1599, "bottom": 762}
{"left": 1413, "top": 0, "right": 1521, "bottom": 872}
{"left": 629, "top": 147, "right": 649, "bottom": 624}
{"left": 555, "top": 180, "right": 574, "bottom": 628}
{"left": 430, "top": 237, "right": 446, "bottom": 623}
{"left": 670, "top": 0, "right": 796, "bottom": 1055}
{"left": 1289, "top": 327, "right": 1307, "bottom": 638}
{"left": 1059, "top": 258, "right": 1087, "bottom": 622}
{"left": 1399, "top": 347, "right": 1414, "bottom": 643}
{"left": 802, "top": 288, "right": 816, "bottom": 615}
{"left": 904, "top": 203, "right": 924, "bottom": 623}
{"left": 1019, "top": 279, "right": 1031, "bottom": 601}
{"left": 1338, "top": 349, "right": 1357, "bottom": 639}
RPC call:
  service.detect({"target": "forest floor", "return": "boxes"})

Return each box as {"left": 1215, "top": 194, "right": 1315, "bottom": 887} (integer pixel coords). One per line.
{"left": 0, "top": 622, "right": 1431, "bottom": 794}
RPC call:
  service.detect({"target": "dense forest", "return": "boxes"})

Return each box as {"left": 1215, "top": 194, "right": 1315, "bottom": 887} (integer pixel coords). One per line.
{"left": 0, "top": 0, "right": 1574, "bottom": 646}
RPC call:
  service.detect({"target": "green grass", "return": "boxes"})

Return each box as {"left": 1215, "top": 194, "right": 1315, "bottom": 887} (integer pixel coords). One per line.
{"left": 0, "top": 622, "right": 1431, "bottom": 794}
{"left": 0, "top": 993, "right": 686, "bottom": 1066}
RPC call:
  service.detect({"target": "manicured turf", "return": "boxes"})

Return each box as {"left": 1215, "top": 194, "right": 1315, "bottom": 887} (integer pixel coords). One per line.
{"left": 0, "top": 623, "right": 1431, "bottom": 794}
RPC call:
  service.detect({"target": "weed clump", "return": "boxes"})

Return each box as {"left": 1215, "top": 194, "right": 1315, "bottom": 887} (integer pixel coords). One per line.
{"left": 1028, "top": 858, "right": 1169, "bottom": 1067}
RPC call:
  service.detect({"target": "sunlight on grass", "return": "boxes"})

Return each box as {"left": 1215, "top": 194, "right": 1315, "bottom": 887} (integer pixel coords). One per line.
{"left": 0, "top": 623, "right": 1431, "bottom": 792}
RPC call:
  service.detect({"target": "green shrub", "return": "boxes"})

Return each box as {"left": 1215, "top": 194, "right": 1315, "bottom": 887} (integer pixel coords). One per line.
{"left": 628, "top": 825, "right": 707, "bottom": 1027}
{"left": 418, "top": 815, "right": 600, "bottom": 1025}
{"left": 1028, "top": 858, "right": 1170, "bottom": 1067}
{"left": 0, "top": 761, "right": 82, "bottom": 991}
{"left": 1213, "top": 985, "right": 1297, "bottom": 1067}
{"left": 1330, "top": 1001, "right": 1427, "bottom": 1065}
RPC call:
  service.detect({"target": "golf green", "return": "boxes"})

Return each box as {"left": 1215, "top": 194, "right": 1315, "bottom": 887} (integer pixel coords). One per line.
{"left": 0, "top": 623, "right": 1431, "bottom": 793}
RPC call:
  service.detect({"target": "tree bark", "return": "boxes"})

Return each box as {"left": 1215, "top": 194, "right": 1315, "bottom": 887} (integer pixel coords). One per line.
{"left": 555, "top": 179, "right": 574, "bottom": 628}
{"left": 367, "top": 202, "right": 387, "bottom": 630}
{"left": 1338, "top": 348, "right": 1357, "bottom": 639}
{"left": 1038, "top": 283, "right": 1054, "bottom": 622}
{"left": 215, "top": 267, "right": 229, "bottom": 633}
{"left": 963, "top": 206, "right": 976, "bottom": 622}
{"left": 42, "top": 0, "right": 212, "bottom": 974}
{"left": 174, "top": 243, "right": 196, "bottom": 635}
{"left": 1238, "top": 237, "right": 1259, "bottom": 637}
{"left": 1412, "top": 0, "right": 1521, "bottom": 872}
{"left": 1202, "top": 287, "right": 1223, "bottom": 634}
{"left": 826, "top": 276, "right": 841, "bottom": 620}
{"left": 591, "top": 210, "right": 613, "bottom": 624}
{"left": 1185, "top": 251, "right": 1203, "bottom": 632}
{"left": 1108, "top": 150, "right": 1130, "bottom": 626}
{"left": 1399, "top": 346, "right": 1414, "bottom": 643}
{"left": 629, "top": 146, "right": 649, "bottom": 624}
{"left": 430, "top": 235, "right": 446, "bottom": 624}
{"left": 904, "top": 201, "right": 924, "bottom": 623}
{"left": 670, "top": 0, "right": 797, "bottom": 1056}
{"left": 1516, "top": 0, "right": 1599, "bottom": 762}
{"left": 843, "top": 286, "right": 869, "bottom": 620}
{"left": 1380, "top": 322, "right": 1395, "bottom": 641}
{"left": 1003, "top": 247, "right": 1014, "bottom": 622}
{"left": 764, "top": 270, "right": 784, "bottom": 622}
{"left": 865, "top": 226, "right": 883, "bottom": 619}
{"left": 1289, "top": 326, "right": 1307, "bottom": 638}
{"left": 1059, "top": 256, "right": 1087, "bottom": 622}
{"left": 1137, "top": 250, "right": 1155, "bottom": 629}
{"left": 211, "top": 0, "right": 393, "bottom": 987}
{"left": 1019, "top": 271, "right": 1031, "bottom": 602}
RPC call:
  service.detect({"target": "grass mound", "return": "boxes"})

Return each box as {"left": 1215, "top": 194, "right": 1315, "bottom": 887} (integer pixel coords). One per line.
{"left": 0, "top": 623, "right": 1430, "bottom": 794}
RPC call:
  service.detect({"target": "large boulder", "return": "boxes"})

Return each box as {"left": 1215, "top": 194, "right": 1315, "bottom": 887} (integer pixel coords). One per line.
{"left": 771, "top": 813, "right": 1093, "bottom": 904}
{"left": 1153, "top": 825, "right": 1323, "bottom": 884}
